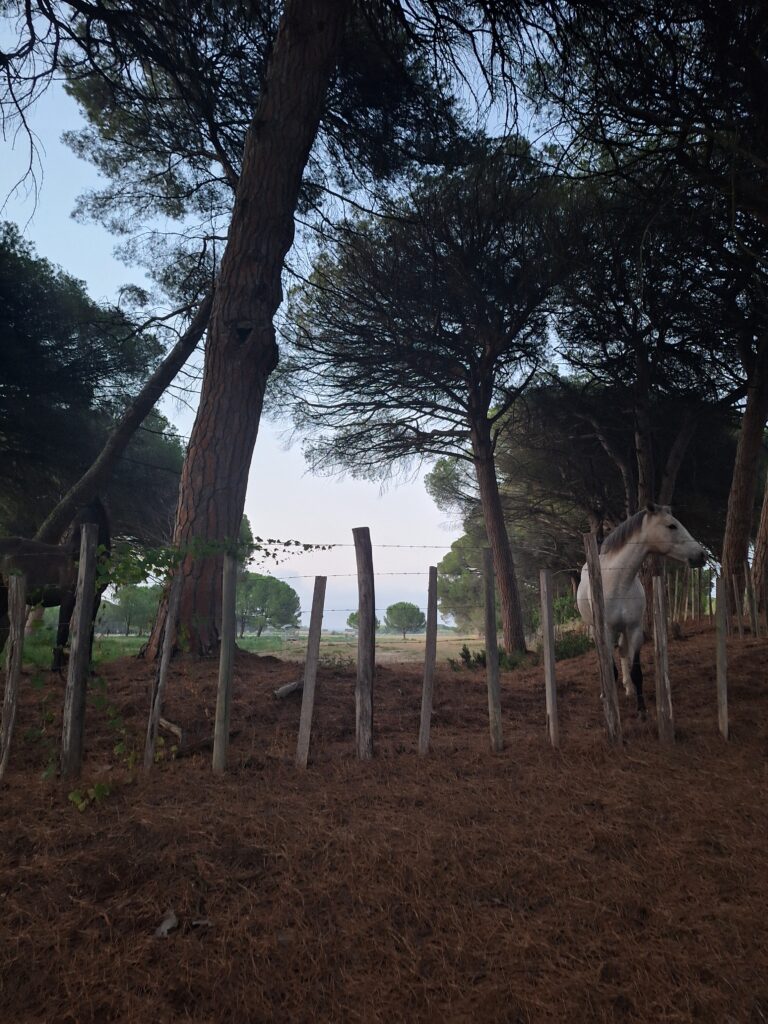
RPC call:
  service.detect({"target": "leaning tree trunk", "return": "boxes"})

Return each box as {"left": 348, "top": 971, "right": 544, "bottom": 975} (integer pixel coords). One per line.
{"left": 721, "top": 339, "right": 768, "bottom": 614}
{"left": 146, "top": 0, "right": 351, "bottom": 658}
{"left": 470, "top": 420, "right": 527, "bottom": 653}
{"left": 34, "top": 292, "right": 213, "bottom": 545}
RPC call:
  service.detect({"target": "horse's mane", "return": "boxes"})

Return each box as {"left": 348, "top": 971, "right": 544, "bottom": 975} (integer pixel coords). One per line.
{"left": 600, "top": 509, "right": 648, "bottom": 555}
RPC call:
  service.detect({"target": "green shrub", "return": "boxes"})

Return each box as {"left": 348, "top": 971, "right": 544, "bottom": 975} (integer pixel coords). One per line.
{"left": 553, "top": 632, "right": 593, "bottom": 661}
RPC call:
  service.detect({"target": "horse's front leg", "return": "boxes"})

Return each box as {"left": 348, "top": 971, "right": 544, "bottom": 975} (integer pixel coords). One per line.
{"left": 626, "top": 626, "right": 646, "bottom": 719}
{"left": 53, "top": 589, "right": 75, "bottom": 673}
{"left": 616, "top": 634, "right": 633, "bottom": 698}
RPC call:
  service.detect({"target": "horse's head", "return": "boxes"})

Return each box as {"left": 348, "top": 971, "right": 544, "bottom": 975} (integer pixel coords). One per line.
{"left": 644, "top": 504, "right": 706, "bottom": 567}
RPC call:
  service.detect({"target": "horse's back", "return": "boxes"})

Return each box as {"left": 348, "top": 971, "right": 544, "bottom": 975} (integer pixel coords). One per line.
{"left": 0, "top": 537, "right": 74, "bottom": 590}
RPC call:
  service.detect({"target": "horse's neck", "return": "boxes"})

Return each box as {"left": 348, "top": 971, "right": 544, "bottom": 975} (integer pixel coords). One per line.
{"left": 600, "top": 538, "right": 648, "bottom": 592}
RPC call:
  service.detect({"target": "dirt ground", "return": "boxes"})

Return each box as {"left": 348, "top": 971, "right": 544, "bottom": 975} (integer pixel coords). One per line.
{"left": 1, "top": 622, "right": 767, "bottom": 1024}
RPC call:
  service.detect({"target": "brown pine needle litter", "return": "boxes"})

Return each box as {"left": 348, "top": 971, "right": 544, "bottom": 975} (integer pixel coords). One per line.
{"left": 1, "top": 623, "right": 767, "bottom": 1023}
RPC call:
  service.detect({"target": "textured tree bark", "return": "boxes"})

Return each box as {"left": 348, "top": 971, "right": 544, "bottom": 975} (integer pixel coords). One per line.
{"left": 146, "top": 0, "right": 351, "bottom": 658}
{"left": 471, "top": 419, "right": 526, "bottom": 653}
{"left": 721, "top": 339, "right": 768, "bottom": 614}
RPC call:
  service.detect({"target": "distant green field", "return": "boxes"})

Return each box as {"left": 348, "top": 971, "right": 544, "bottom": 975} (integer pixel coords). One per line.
{"left": 20, "top": 627, "right": 304, "bottom": 668}
{"left": 24, "top": 625, "right": 583, "bottom": 670}
{"left": 234, "top": 635, "right": 285, "bottom": 654}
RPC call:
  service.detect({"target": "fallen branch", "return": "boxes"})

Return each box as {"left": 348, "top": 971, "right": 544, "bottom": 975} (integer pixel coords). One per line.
{"left": 159, "top": 717, "right": 183, "bottom": 743}
{"left": 273, "top": 680, "right": 303, "bottom": 699}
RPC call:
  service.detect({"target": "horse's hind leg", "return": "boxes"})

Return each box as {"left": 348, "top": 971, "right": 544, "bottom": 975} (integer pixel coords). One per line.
{"left": 631, "top": 652, "right": 646, "bottom": 718}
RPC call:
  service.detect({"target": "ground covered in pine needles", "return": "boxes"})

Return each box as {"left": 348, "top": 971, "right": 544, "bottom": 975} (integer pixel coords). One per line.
{"left": 1, "top": 622, "right": 767, "bottom": 1023}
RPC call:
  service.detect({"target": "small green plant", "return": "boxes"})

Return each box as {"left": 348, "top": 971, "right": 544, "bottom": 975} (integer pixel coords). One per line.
{"left": 450, "top": 644, "right": 529, "bottom": 671}
{"left": 90, "top": 676, "right": 137, "bottom": 769}
{"left": 68, "top": 782, "right": 112, "bottom": 812}
{"left": 460, "top": 644, "right": 485, "bottom": 669}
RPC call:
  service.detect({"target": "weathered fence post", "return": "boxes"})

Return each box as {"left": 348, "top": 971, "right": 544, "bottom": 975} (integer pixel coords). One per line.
{"left": 696, "top": 567, "right": 703, "bottom": 622}
{"left": 144, "top": 568, "right": 183, "bottom": 772}
{"left": 60, "top": 523, "right": 98, "bottom": 781}
{"left": 295, "top": 575, "right": 327, "bottom": 769}
{"left": 212, "top": 551, "right": 237, "bottom": 775}
{"left": 652, "top": 570, "right": 674, "bottom": 744}
{"left": 539, "top": 569, "right": 559, "bottom": 749}
{"left": 353, "top": 527, "right": 375, "bottom": 760}
{"left": 0, "top": 574, "right": 27, "bottom": 781}
{"left": 715, "top": 576, "right": 729, "bottom": 740}
{"left": 583, "top": 533, "right": 622, "bottom": 745}
{"left": 681, "top": 566, "right": 691, "bottom": 621}
{"left": 418, "top": 566, "right": 438, "bottom": 757}
{"left": 482, "top": 548, "right": 503, "bottom": 753}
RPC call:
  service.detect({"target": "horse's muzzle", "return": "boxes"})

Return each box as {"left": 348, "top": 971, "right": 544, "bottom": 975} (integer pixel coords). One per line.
{"left": 689, "top": 547, "right": 707, "bottom": 568}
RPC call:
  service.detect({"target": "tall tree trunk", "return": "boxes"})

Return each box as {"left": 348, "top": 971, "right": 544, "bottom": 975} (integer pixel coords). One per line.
{"left": 658, "top": 410, "right": 698, "bottom": 506}
{"left": 722, "top": 339, "right": 768, "bottom": 611}
{"left": 633, "top": 341, "right": 656, "bottom": 634}
{"left": 470, "top": 419, "right": 526, "bottom": 653}
{"left": 146, "top": 0, "right": 351, "bottom": 658}
{"left": 580, "top": 413, "right": 635, "bottom": 516}
{"left": 633, "top": 340, "right": 655, "bottom": 507}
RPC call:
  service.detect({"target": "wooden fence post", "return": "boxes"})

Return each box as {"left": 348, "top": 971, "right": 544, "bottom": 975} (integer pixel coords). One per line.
{"left": 212, "top": 552, "right": 237, "bottom": 775}
{"left": 0, "top": 574, "right": 27, "bottom": 781}
{"left": 696, "top": 568, "right": 703, "bottom": 621}
{"left": 418, "top": 566, "right": 438, "bottom": 757}
{"left": 295, "top": 576, "right": 327, "bottom": 769}
{"left": 60, "top": 523, "right": 98, "bottom": 781}
{"left": 539, "top": 569, "right": 559, "bottom": 749}
{"left": 482, "top": 548, "right": 503, "bottom": 753}
{"left": 143, "top": 568, "right": 183, "bottom": 772}
{"left": 681, "top": 566, "right": 691, "bottom": 621}
{"left": 583, "top": 533, "right": 622, "bottom": 745}
{"left": 715, "top": 576, "right": 728, "bottom": 740}
{"left": 652, "top": 571, "right": 674, "bottom": 744}
{"left": 353, "top": 527, "right": 375, "bottom": 760}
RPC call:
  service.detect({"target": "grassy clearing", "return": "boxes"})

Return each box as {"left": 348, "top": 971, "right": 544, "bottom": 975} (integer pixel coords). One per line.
{"left": 19, "top": 624, "right": 591, "bottom": 669}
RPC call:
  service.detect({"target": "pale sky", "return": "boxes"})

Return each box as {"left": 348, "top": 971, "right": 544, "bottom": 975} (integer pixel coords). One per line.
{"left": 1, "top": 84, "right": 462, "bottom": 628}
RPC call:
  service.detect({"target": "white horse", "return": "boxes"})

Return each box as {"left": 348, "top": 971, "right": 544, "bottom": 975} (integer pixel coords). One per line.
{"left": 576, "top": 504, "right": 706, "bottom": 715}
